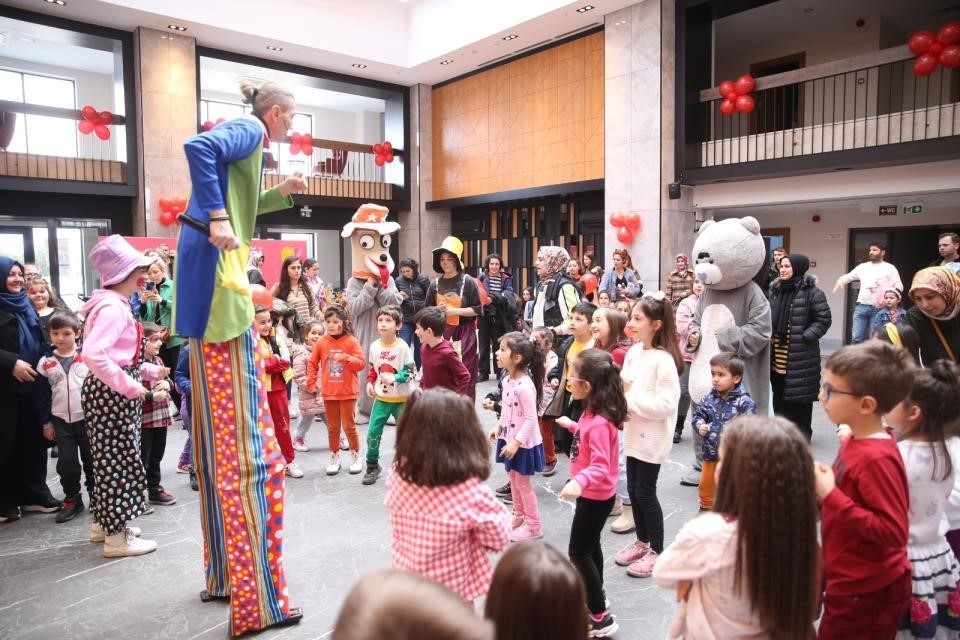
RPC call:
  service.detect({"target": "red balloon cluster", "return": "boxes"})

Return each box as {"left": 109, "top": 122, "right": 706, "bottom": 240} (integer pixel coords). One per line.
{"left": 289, "top": 132, "right": 314, "bottom": 155}
{"left": 78, "top": 105, "right": 113, "bottom": 140}
{"left": 372, "top": 141, "right": 394, "bottom": 166}
{"left": 158, "top": 195, "right": 188, "bottom": 226}
{"left": 610, "top": 212, "right": 641, "bottom": 244}
{"left": 909, "top": 22, "right": 960, "bottom": 77}
{"left": 202, "top": 117, "right": 226, "bottom": 131}
{"left": 717, "top": 75, "right": 756, "bottom": 117}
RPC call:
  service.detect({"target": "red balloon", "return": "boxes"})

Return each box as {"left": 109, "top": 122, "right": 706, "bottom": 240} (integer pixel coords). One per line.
{"left": 81, "top": 105, "right": 98, "bottom": 121}
{"left": 374, "top": 155, "right": 385, "bottom": 167}
{"left": 734, "top": 74, "right": 755, "bottom": 96}
{"left": 78, "top": 120, "right": 95, "bottom": 135}
{"left": 289, "top": 144, "right": 301, "bottom": 155}
{"left": 372, "top": 143, "right": 384, "bottom": 155}
{"left": 909, "top": 30, "right": 937, "bottom": 55}
{"left": 290, "top": 132, "right": 302, "bottom": 144}
{"left": 938, "top": 22, "right": 960, "bottom": 46}
{"left": 720, "top": 99, "right": 736, "bottom": 116}
{"left": 581, "top": 273, "right": 598, "bottom": 295}
{"left": 624, "top": 212, "right": 641, "bottom": 231}
{"left": 202, "top": 120, "right": 214, "bottom": 131}
{"left": 718, "top": 80, "right": 736, "bottom": 98}
{"left": 159, "top": 196, "right": 173, "bottom": 213}
{"left": 616, "top": 227, "right": 634, "bottom": 244}
{"left": 250, "top": 284, "right": 272, "bottom": 310}
{"left": 941, "top": 45, "right": 960, "bottom": 69}
{"left": 914, "top": 53, "right": 939, "bottom": 77}
{"left": 735, "top": 94, "right": 756, "bottom": 113}
{"left": 98, "top": 111, "right": 113, "bottom": 125}
{"left": 175, "top": 196, "right": 188, "bottom": 213}
{"left": 94, "top": 124, "right": 110, "bottom": 140}
{"left": 301, "top": 134, "right": 314, "bottom": 155}
{"left": 929, "top": 42, "right": 943, "bottom": 57}
{"left": 382, "top": 141, "right": 392, "bottom": 153}
{"left": 159, "top": 210, "right": 176, "bottom": 226}
{"left": 385, "top": 151, "right": 394, "bottom": 163}
{"left": 610, "top": 211, "right": 626, "bottom": 228}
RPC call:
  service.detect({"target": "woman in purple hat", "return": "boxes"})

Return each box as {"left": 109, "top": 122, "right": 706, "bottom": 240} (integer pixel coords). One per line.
{"left": 79, "top": 235, "right": 168, "bottom": 557}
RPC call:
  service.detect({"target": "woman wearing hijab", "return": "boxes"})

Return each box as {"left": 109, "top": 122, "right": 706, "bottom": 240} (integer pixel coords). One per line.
{"left": 666, "top": 254, "right": 695, "bottom": 308}
{"left": 768, "top": 254, "right": 832, "bottom": 440}
{"left": 0, "top": 256, "right": 61, "bottom": 522}
{"left": 905, "top": 267, "right": 960, "bottom": 365}
{"left": 532, "top": 245, "right": 581, "bottom": 331}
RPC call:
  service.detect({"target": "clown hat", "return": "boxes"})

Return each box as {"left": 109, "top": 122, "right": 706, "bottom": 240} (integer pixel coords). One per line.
{"left": 341, "top": 203, "right": 400, "bottom": 238}
{"left": 432, "top": 236, "right": 464, "bottom": 273}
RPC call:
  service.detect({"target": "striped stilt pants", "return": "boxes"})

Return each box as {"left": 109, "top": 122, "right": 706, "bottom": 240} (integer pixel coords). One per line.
{"left": 189, "top": 327, "right": 290, "bottom": 636}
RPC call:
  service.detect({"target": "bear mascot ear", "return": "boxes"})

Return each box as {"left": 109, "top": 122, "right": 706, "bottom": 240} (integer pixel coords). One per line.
{"left": 740, "top": 216, "right": 761, "bottom": 235}
{"left": 697, "top": 219, "right": 716, "bottom": 235}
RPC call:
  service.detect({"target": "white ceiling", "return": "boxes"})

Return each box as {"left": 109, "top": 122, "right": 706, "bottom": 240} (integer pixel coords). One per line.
{"left": 1, "top": 0, "right": 636, "bottom": 86}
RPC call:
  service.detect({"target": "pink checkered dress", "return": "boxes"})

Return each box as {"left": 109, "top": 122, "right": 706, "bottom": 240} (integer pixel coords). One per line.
{"left": 385, "top": 471, "right": 511, "bottom": 601}
{"left": 141, "top": 357, "right": 172, "bottom": 430}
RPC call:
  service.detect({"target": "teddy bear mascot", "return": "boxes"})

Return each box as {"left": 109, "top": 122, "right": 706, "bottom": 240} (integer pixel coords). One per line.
{"left": 342, "top": 204, "right": 403, "bottom": 423}
{"left": 681, "top": 216, "right": 771, "bottom": 486}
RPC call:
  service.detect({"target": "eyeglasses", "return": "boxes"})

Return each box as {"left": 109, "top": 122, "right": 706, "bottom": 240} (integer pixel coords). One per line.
{"left": 820, "top": 382, "right": 860, "bottom": 401}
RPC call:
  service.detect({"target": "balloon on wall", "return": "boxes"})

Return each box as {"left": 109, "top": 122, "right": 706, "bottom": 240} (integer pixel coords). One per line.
{"left": 158, "top": 195, "right": 188, "bottom": 225}
{"left": 908, "top": 23, "right": 960, "bottom": 76}
{"left": 289, "top": 132, "right": 314, "bottom": 155}
{"left": 716, "top": 75, "right": 756, "bottom": 116}
{"left": 77, "top": 105, "right": 113, "bottom": 139}
{"left": 372, "top": 141, "right": 395, "bottom": 165}
{"left": 616, "top": 227, "right": 635, "bottom": 244}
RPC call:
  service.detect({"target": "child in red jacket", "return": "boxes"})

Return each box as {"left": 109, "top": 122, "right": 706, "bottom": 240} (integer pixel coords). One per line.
{"left": 254, "top": 306, "right": 300, "bottom": 478}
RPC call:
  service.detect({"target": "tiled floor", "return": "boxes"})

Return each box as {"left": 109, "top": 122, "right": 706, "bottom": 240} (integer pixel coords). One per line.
{"left": 0, "top": 380, "right": 841, "bottom": 639}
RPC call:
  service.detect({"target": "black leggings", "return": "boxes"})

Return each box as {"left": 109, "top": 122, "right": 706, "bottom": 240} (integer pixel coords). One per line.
{"left": 626, "top": 457, "right": 664, "bottom": 553}
{"left": 569, "top": 494, "right": 616, "bottom": 615}
{"left": 771, "top": 372, "right": 814, "bottom": 441}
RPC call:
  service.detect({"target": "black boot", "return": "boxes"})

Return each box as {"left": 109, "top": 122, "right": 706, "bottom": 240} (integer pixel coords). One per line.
{"left": 362, "top": 461, "right": 382, "bottom": 486}
{"left": 673, "top": 414, "right": 686, "bottom": 444}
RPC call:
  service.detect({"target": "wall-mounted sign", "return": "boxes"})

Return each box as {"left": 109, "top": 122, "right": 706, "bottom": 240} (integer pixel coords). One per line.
{"left": 879, "top": 205, "right": 897, "bottom": 216}
{"left": 826, "top": 233, "right": 842, "bottom": 240}
{"left": 902, "top": 202, "right": 924, "bottom": 215}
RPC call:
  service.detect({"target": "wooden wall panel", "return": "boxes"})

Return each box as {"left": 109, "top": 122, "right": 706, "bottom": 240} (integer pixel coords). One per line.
{"left": 432, "top": 31, "right": 604, "bottom": 201}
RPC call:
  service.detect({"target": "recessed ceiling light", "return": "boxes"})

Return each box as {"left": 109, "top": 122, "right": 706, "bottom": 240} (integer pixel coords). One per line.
{"left": 352, "top": 63, "right": 367, "bottom": 68}
{"left": 266, "top": 45, "right": 283, "bottom": 51}
{"left": 167, "top": 24, "right": 188, "bottom": 32}
{"left": 440, "top": 59, "right": 454, "bottom": 65}
{"left": 44, "top": 0, "right": 66, "bottom": 5}
{"left": 576, "top": 5, "right": 594, "bottom": 13}
{"left": 502, "top": 34, "right": 519, "bottom": 41}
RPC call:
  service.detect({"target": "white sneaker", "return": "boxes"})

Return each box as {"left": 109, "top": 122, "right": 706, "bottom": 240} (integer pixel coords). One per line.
{"left": 292, "top": 438, "right": 309, "bottom": 453}
{"left": 348, "top": 451, "right": 363, "bottom": 474}
{"left": 103, "top": 528, "right": 157, "bottom": 558}
{"left": 90, "top": 522, "right": 142, "bottom": 543}
{"left": 326, "top": 453, "right": 341, "bottom": 476}
{"left": 285, "top": 462, "right": 304, "bottom": 478}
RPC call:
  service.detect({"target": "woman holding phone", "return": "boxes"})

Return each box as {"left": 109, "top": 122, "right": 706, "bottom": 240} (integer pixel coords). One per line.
{"left": 139, "top": 256, "right": 184, "bottom": 407}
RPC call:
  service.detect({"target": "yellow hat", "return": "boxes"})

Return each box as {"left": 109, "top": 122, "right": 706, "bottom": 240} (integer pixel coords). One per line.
{"left": 432, "top": 236, "right": 464, "bottom": 273}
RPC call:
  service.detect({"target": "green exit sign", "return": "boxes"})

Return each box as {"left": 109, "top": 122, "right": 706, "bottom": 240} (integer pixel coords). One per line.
{"left": 902, "top": 202, "right": 923, "bottom": 215}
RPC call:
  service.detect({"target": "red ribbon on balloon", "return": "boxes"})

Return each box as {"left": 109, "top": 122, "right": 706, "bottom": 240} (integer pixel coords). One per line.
{"left": 158, "top": 195, "right": 188, "bottom": 226}
{"left": 202, "top": 117, "right": 226, "bottom": 132}
{"left": 609, "top": 212, "right": 641, "bottom": 244}
{"left": 289, "top": 132, "right": 314, "bottom": 155}
{"left": 372, "top": 141, "right": 394, "bottom": 166}
{"left": 908, "top": 22, "right": 960, "bottom": 77}
{"left": 78, "top": 105, "right": 114, "bottom": 140}
{"left": 717, "top": 75, "right": 756, "bottom": 117}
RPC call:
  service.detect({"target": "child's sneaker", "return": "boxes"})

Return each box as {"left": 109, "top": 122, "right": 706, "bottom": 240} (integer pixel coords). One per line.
{"left": 176, "top": 463, "right": 192, "bottom": 474}
{"left": 90, "top": 522, "right": 141, "bottom": 543}
{"left": 103, "top": 528, "right": 157, "bottom": 558}
{"left": 510, "top": 523, "right": 543, "bottom": 542}
{"left": 626, "top": 549, "right": 659, "bottom": 578}
{"left": 614, "top": 539, "right": 650, "bottom": 566}
{"left": 292, "top": 438, "right": 309, "bottom": 453}
{"left": 326, "top": 453, "right": 341, "bottom": 476}
{"left": 189, "top": 471, "right": 199, "bottom": 491}
{"left": 148, "top": 487, "right": 177, "bottom": 505}
{"left": 285, "top": 462, "right": 304, "bottom": 478}
{"left": 348, "top": 451, "right": 363, "bottom": 474}
{"left": 494, "top": 482, "right": 512, "bottom": 497}
{"left": 362, "top": 461, "right": 382, "bottom": 485}
{"left": 587, "top": 610, "right": 619, "bottom": 637}
{"left": 510, "top": 514, "right": 524, "bottom": 529}
{"left": 55, "top": 495, "right": 84, "bottom": 523}
{"left": 541, "top": 459, "right": 558, "bottom": 477}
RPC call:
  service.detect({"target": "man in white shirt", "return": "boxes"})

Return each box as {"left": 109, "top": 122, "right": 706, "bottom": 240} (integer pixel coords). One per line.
{"left": 833, "top": 241, "right": 903, "bottom": 344}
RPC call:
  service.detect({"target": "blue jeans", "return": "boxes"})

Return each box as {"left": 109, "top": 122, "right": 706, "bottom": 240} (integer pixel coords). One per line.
{"left": 852, "top": 303, "right": 877, "bottom": 344}
{"left": 399, "top": 321, "right": 421, "bottom": 369}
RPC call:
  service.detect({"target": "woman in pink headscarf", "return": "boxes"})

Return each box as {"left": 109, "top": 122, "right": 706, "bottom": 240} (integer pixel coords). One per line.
{"left": 532, "top": 246, "right": 580, "bottom": 331}
{"left": 904, "top": 266, "right": 960, "bottom": 365}
{"left": 666, "top": 253, "right": 695, "bottom": 309}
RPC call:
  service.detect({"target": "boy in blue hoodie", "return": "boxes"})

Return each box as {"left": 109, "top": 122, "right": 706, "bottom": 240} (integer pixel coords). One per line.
{"left": 693, "top": 353, "right": 757, "bottom": 510}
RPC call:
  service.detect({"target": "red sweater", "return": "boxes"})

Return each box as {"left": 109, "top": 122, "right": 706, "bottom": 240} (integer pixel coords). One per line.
{"left": 821, "top": 432, "right": 909, "bottom": 596}
{"left": 420, "top": 340, "right": 471, "bottom": 395}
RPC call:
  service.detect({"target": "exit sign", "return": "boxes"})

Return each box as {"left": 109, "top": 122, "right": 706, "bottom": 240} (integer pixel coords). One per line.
{"left": 878, "top": 205, "right": 897, "bottom": 216}
{"left": 902, "top": 202, "right": 924, "bottom": 215}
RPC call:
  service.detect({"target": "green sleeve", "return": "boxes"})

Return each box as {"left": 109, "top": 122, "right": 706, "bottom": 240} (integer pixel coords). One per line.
{"left": 257, "top": 186, "right": 294, "bottom": 216}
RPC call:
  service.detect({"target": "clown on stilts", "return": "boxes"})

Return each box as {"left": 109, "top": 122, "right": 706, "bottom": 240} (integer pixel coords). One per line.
{"left": 173, "top": 79, "right": 307, "bottom": 636}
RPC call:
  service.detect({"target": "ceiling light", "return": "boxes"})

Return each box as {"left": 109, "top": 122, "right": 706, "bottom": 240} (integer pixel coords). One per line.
{"left": 440, "top": 59, "right": 454, "bottom": 65}
{"left": 502, "top": 34, "right": 518, "bottom": 41}
{"left": 167, "top": 24, "right": 188, "bottom": 32}
{"left": 266, "top": 45, "right": 283, "bottom": 51}
{"left": 44, "top": 0, "right": 66, "bottom": 5}
{"left": 576, "top": 5, "right": 594, "bottom": 13}
{"left": 352, "top": 63, "right": 367, "bottom": 68}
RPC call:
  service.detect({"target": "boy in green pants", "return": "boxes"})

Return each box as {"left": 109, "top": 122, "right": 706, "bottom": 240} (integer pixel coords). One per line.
{"left": 363, "top": 305, "right": 415, "bottom": 485}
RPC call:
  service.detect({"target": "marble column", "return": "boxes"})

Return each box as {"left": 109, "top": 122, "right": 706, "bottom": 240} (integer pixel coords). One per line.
{"left": 604, "top": 0, "right": 695, "bottom": 291}
{"left": 398, "top": 83, "right": 451, "bottom": 272}
{"left": 132, "top": 28, "right": 197, "bottom": 238}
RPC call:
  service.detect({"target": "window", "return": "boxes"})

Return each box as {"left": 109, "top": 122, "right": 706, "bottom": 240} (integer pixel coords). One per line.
{"left": 0, "top": 69, "right": 78, "bottom": 157}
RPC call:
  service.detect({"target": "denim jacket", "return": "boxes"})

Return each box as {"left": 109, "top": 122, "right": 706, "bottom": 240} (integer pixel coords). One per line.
{"left": 693, "top": 383, "right": 756, "bottom": 461}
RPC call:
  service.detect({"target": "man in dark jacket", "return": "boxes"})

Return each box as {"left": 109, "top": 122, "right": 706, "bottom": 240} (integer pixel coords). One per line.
{"left": 396, "top": 258, "right": 430, "bottom": 369}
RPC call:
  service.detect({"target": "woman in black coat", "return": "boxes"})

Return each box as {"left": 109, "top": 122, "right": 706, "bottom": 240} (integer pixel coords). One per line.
{"left": 396, "top": 257, "right": 430, "bottom": 369}
{"left": 768, "top": 254, "right": 832, "bottom": 441}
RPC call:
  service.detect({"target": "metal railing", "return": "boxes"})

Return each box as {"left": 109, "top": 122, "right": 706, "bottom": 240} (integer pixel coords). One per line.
{"left": 695, "top": 51, "right": 960, "bottom": 167}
